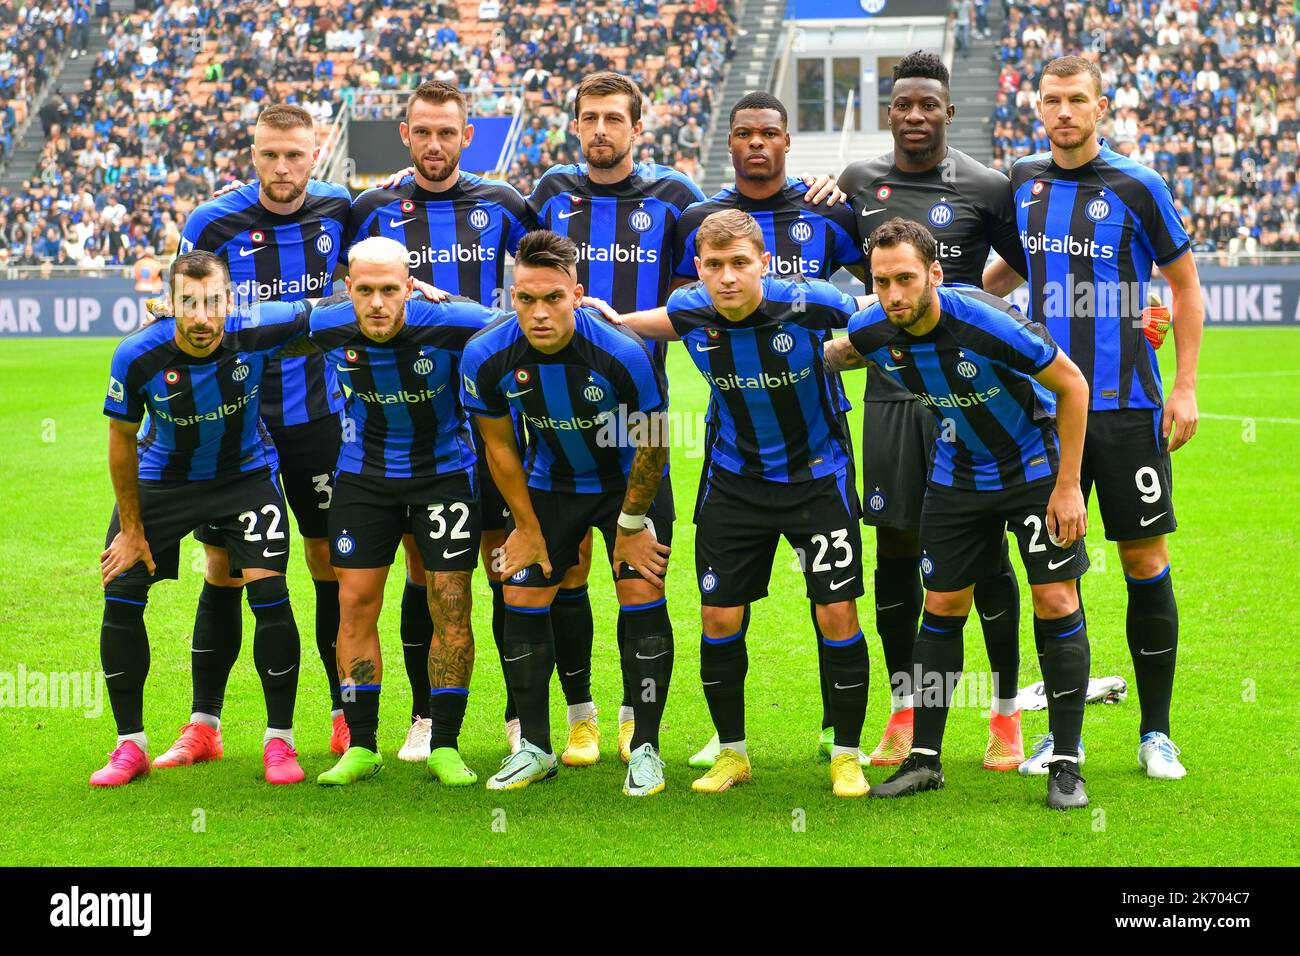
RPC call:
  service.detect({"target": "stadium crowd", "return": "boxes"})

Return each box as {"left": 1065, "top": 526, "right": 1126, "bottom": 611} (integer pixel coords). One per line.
{"left": 4, "top": 0, "right": 1298, "bottom": 270}
{"left": 990, "top": 0, "right": 1300, "bottom": 253}
{"left": 0, "top": 0, "right": 734, "bottom": 272}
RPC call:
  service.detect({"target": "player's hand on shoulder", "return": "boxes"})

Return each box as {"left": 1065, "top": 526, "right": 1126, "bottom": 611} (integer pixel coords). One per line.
{"left": 410, "top": 278, "right": 451, "bottom": 302}
{"left": 802, "top": 173, "right": 846, "bottom": 207}
{"left": 143, "top": 296, "right": 172, "bottom": 324}
{"left": 376, "top": 166, "right": 415, "bottom": 189}
{"left": 612, "top": 525, "right": 671, "bottom": 589}
{"left": 212, "top": 178, "right": 247, "bottom": 198}
{"left": 100, "top": 530, "right": 155, "bottom": 588}
{"left": 501, "top": 524, "right": 552, "bottom": 579}
{"left": 1045, "top": 480, "right": 1087, "bottom": 550}
{"left": 581, "top": 295, "right": 621, "bottom": 323}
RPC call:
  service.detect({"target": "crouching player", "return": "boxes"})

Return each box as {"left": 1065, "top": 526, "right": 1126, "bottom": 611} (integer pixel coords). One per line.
{"left": 460, "top": 230, "right": 675, "bottom": 797}
{"left": 825, "top": 218, "right": 1094, "bottom": 809}
{"left": 306, "top": 236, "right": 498, "bottom": 786}
{"left": 95, "top": 251, "right": 312, "bottom": 787}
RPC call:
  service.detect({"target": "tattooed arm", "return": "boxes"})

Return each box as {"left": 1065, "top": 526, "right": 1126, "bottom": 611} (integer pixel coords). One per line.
{"left": 610, "top": 412, "right": 672, "bottom": 589}
{"left": 824, "top": 334, "right": 870, "bottom": 374}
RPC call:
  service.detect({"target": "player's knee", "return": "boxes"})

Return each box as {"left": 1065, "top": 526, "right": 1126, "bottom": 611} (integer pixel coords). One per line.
{"left": 1029, "top": 582, "right": 1079, "bottom": 620}
{"left": 813, "top": 600, "right": 860, "bottom": 641}
{"left": 701, "top": 604, "right": 745, "bottom": 639}
{"left": 1117, "top": 541, "right": 1168, "bottom": 580}
{"left": 924, "top": 590, "right": 972, "bottom": 618}
{"left": 302, "top": 537, "right": 334, "bottom": 580}
{"left": 103, "top": 583, "right": 150, "bottom": 620}
{"left": 430, "top": 571, "right": 474, "bottom": 631}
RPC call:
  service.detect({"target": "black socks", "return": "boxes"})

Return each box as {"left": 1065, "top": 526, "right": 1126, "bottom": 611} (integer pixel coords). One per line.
{"left": 551, "top": 585, "right": 594, "bottom": 707}
{"left": 823, "top": 630, "right": 869, "bottom": 749}
{"left": 400, "top": 580, "right": 432, "bottom": 721}
{"left": 699, "top": 615, "right": 748, "bottom": 746}
{"left": 1036, "top": 608, "right": 1090, "bottom": 760}
{"left": 912, "top": 610, "right": 965, "bottom": 755}
{"left": 874, "top": 556, "right": 923, "bottom": 704}
{"left": 101, "top": 586, "right": 151, "bottom": 735}
{"left": 312, "top": 579, "right": 343, "bottom": 711}
{"left": 619, "top": 598, "right": 673, "bottom": 751}
{"left": 247, "top": 577, "right": 299, "bottom": 732}
{"left": 1126, "top": 567, "right": 1178, "bottom": 737}
{"left": 503, "top": 604, "right": 556, "bottom": 752}
{"left": 190, "top": 581, "right": 243, "bottom": 719}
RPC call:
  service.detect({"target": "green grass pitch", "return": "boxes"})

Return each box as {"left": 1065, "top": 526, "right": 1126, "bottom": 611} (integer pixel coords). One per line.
{"left": 0, "top": 329, "right": 1296, "bottom": 866}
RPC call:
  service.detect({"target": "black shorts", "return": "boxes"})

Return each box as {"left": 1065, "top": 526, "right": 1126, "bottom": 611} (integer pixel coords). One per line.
{"left": 194, "top": 414, "right": 340, "bottom": 545}
{"left": 694, "top": 466, "right": 864, "bottom": 606}
{"left": 106, "top": 467, "right": 291, "bottom": 586}
{"left": 1082, "top": 407, "right": 1177, "bottom": 541}
{"left": 861, "top": 399, "right": 933, "bottom": 531}
{"left": 504, "top": 483, "right": 675, "bottom": 588}
{"left": 919, "top": 477, "right": 1089, "bottom": 592}
{"left": 329, "top": 471, "right": 481, "bottom": 571}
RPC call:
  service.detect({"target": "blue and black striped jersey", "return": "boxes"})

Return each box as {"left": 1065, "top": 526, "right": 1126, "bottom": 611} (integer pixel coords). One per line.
{"left": 460, "top": 307, "right": 666, "bottom": 495}
{"left": 840, "top": 146, "right": 1028, "bottom": 404}
{"left": 180, "top": 180, "right": 350, "bottom": 428}
{"left": 672, "top": 178, "right": 864, "bottom": 282}
{"left": 346, "top": 171, "right": 530, "bottom": 308}
{"left": 667, "top": 274, "right": 857, "bottom": 483}
{"left": 848, "top": 284, "right": 1060, "bottom": 491}
{"left": 673, "top": 177, "right": 864, "bottom": 416}
{"left": 1010, "top": 141, "right": 1191, "bottom": 412}
{"left": 308, "top": 297, "right": 495, "bottom": 479}
{"left": 104, "top": 301, "right": 309, "bottom": 483}
{"left": 527, "top": 161, "right": 705, "bottom": 314}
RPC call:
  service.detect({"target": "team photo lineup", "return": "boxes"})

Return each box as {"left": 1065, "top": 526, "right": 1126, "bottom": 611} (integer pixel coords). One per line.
{"left": 87, "top": 39, "right": 1205, "bottom": 816}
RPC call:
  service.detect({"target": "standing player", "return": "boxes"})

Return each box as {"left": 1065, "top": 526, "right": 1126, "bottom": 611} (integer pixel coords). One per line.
{"left": 300, "top": 237, "right": 497, "bottom": 786}
{"left": 94, "top": 251, "right": 311, "bottom": 787}
{"left": 612, "top": 210, "right": 874, "bottom": 798}
{"left": 998, "top": 56, "right": 1203, "bottom": 778}
{"left": 672, "top": 91, "right": 870, "bottom": 769}
{"left": 521, "top": 71, "right": 705, "bottom": 767}
{"left": 460, "top": 231, "right": 675, "bottom": 797}
{"left": 837, "top": 52, "right": 1032, "bottom": 770}
{"left": 825, "top": 219, "right": 1095, "bottom": 809}
{"left": 156, "top": 104, "right": 353, "bottom": 768}
{"left": 348, "top": 81, "right": 531, "bottom": 761}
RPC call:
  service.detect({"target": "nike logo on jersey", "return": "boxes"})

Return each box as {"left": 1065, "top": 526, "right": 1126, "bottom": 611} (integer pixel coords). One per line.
{"left": 860, "top": 208, "right": 888, "bottom": 217}
{"left": 884, "top": 363, "right": 908, "bottom": 371}
{"left": 694, "top": 343, "right": 720, "bottom": 352}
{"left": 1047, "top": 556, "right": 1074, "bottom": 570}
{"left": 442, "top": 548, "right": 470, "bottom": 559}
{"left": 336, "top": 364, "right": 363, "bottom": 372}
{"left": 1139, "top": 512, "right": 1168, "bottom": 527}
{"left": 505, "top": 388, "right": 532, "bottom": 398}
{"left": 828, "top": 577, "right": 854, "bottom": 591}
{"left": 389, "top": 217, "right": 416, "bottom": 228}
{"left": 262, "top": 548, "right": 287, "bottom": 558}
{"left": 152, "top": 391, "right": 184, "bottom": 401}
{"left": 238, "top": 245, "right": 264, "bottom": 256}
{"left": 1020, "top": 199, "right": 1041, "bottom": 208}
{"left": 557, "top": 209, "right": 583, "bottom": 220}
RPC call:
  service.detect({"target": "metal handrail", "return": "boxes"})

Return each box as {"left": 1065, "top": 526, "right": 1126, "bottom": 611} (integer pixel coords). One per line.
{"left": 318, "top": 105, "right": 352, "bottom": 186}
